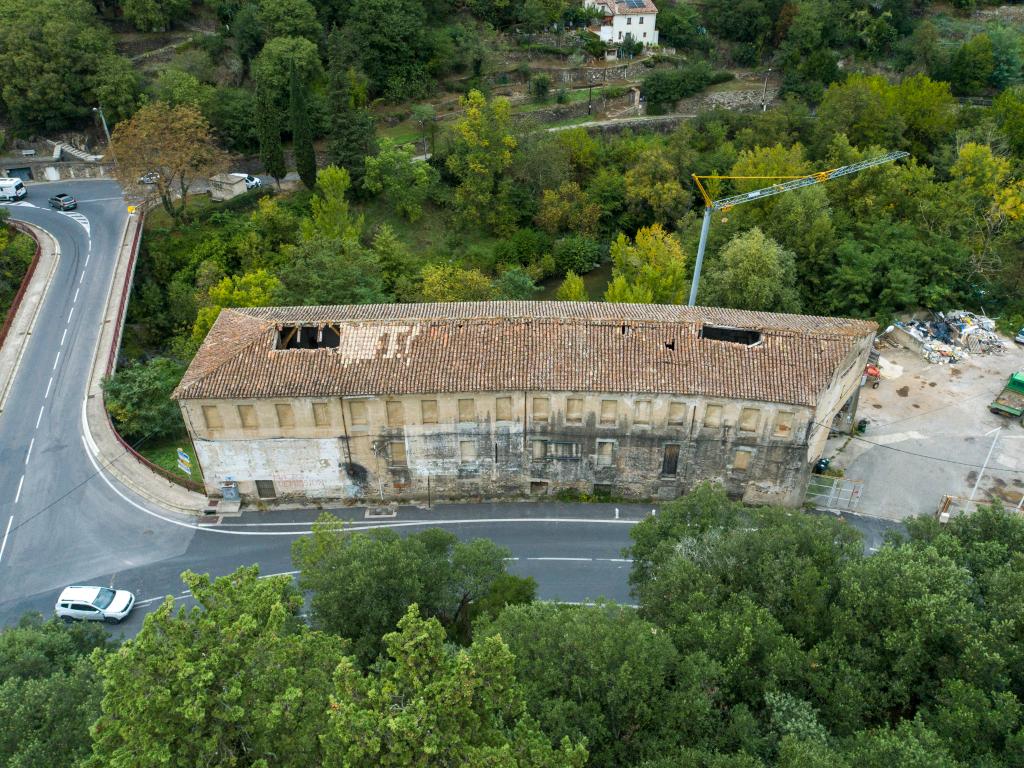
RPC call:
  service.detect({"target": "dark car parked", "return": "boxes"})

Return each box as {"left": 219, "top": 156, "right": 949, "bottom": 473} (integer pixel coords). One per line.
{"left": 48, "top": 193, "right": 77, "bottom": 211}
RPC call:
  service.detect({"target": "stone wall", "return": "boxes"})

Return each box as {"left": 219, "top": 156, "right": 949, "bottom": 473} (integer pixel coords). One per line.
{"left": 184, "top": 389, "right": 818, "bottom": 506}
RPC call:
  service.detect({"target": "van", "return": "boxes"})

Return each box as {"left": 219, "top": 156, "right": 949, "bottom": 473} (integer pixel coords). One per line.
{"left": 0, "top": 177, "right": 27, "bottom": 201}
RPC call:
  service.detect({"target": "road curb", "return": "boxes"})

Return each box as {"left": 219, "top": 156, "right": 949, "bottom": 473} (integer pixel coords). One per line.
{"left": 0, "top": 223, "right": 60, "bottom": 414}
{"left": 81, "top": 210, "right": 207, "bottom": 517}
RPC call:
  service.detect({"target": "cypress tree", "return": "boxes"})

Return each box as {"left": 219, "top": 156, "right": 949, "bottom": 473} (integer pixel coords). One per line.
{"left": 327, "top": 28, "right": 377, "bottom": 188}
{"left": 255, "top": 84, "right": 286, "bottom": 186}
{"left": 289, "top": 63, "right": 317, "bottom": 190}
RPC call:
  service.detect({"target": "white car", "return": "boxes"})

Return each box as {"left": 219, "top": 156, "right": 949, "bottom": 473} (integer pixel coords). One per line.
{"left": 55, "top": 585, "right": 135, "bottom": 624}
{"left": 230, "top": 173, "right": 262, "bottom": 190}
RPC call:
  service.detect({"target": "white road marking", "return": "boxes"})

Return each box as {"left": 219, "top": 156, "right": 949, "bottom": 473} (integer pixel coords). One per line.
{"left": 985, "top": 426, "right": 1001, "bottom": 437}
{"left": 0, "top": 515, "right": 13, "bottom": 564}
{"left": 14, "top": 476, "right": 24, "bottom": 504}
{"left": 67, "top": 306, "right": 74, "bottom": 323}
{"left": 73, "top": 288, "right": 79, "bottom": 304}
{"left": 60, "top": 328, "right": 67, "bottom": 346}
{"left": 970, "top": 427, "right": 1002, "bottom": 503}
{"left": 44, "top": 377, "right": 53, "bottom": 398}
{"left": 52, "top": 351, "right": 60, "bottom": 370}
{"left": 527, "top": 557, "right": 594, "bottom": 562}
{"left": 84, "top": 252, "right": 90, "bottom": 267}
{"left": 25, "top": 438, "right": 33, "bottom": 465}
{"left": 35, "top": 406, "right": 44, "bottom": 429}
{"left": 79, "top": 271, "right": 85, "bottom": 284}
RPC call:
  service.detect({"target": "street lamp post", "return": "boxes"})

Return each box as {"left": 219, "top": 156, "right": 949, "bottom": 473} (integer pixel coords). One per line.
{"left": 760, "top": 68, "right": 772, "bottom": 112}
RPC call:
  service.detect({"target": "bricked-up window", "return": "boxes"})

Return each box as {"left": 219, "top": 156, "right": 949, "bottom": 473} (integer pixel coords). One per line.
{"left": 532, "top": 440, "right": 546, "bottom": 461}
{"left": 386, "top": 401, "right": 404, "bottom": 427}
{"left": 533, "top": 397, "right": 550, "bottom": 422}
{"left": 349, "top": 400, "right": 368, "bottom": 425}
{"left": 237, "top": 405, "right": 257, "bottom": 428}
{"left": 312, "top": 402, "right": 330, "bottom": 427}
{"left": 634, "top": 400, "right": 652, "bottom": 424}
{"left": 600, "top": 400, "right": 617, "bottom": 425}
{"left": 548, "top": 442, "right": 580, "bottom": 458}
{"left": 202, "top": 405, "right": 222, "bottom": 429}
{"left": 389, "top": 440, "right": 407, "bottom": 466}
{"left": 773, "top": 411, "right": 794, "bottom": 438}
{"left": 458, "top": 398, "right": 475, "bottom": 423}
{"left": 668, "top": 401, "right": 687, "bottom": 425}
{"left": 495, "top": 397, "right": 513, "bottom": 421}
{"left": 421, "top": 400, "right": 438, "bottom": 424}
{"left": 596, "top": 440, "right": 615, "bottom": 467}
{"left": 739, "top": 407, "right": 760, "bottom": 433}
{"left": 734, "top": 449, "right": 753, "bottom": 471}
{"left": 703, "top": 404, "right": 723, "bottom": 428}
{"left": 275, "top": 403, "right": 295, "bottom": 428}
{"left": 566, "top": 397, "right": 583, "bottom": 423}
{"left": 460, "top": 440, "right": 477, "bottom": 463}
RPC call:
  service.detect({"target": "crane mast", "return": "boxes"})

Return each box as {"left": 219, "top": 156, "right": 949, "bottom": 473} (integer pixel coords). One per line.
{"left": 687, "top": 150, "right": 910, "bottom": 307}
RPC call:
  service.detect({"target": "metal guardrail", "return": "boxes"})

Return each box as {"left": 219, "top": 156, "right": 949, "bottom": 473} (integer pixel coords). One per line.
{"left": 100, "top": 210, "right": 205, "bottom": 494}
{"left": 0, "top": 221, "right": 43, "bottom": 350}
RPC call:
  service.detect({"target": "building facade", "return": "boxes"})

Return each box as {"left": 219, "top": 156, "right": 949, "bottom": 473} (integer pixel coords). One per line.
{"left": 173, "top": 302, "right": 875, "bottom": 507}
{"left": 586, "top": 0, "right": 659, "bottom": 47}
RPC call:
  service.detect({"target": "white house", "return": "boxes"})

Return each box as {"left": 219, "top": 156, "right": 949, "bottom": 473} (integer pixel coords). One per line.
{"left": 586, "top": 0, "right": 659, "bottom": 47}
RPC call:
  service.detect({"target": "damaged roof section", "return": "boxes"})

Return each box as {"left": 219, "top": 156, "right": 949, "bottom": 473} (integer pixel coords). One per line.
{"left": 173, "top": 302, "right": 877, "bottom": 407}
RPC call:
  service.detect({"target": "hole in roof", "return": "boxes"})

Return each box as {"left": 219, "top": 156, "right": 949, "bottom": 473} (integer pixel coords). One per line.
{"left": 665, "top": 339, "right": 676, "bottom": 350}
{"left": 275, "top": 324, "right": 340, "bottom": 350}
{"left": 699, "top": 325, "right": 762, "bottom": 346}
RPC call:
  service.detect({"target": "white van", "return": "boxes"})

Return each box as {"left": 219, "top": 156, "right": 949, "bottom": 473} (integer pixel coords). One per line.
{"left": 0, "top": 177, "right": 27, "bottom": 201}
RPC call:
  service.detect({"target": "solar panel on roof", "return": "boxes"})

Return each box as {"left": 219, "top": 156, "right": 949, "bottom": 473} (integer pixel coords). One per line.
{"left": 625, "top": 0, "right": 645, "bottom": 8}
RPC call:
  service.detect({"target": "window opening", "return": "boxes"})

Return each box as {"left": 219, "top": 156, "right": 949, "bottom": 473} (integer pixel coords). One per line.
{"left": 699, "top": 325, "right": 762, "bottom": 346}
{"left": 275, "top": 324, "right": 341, "bottom": 350}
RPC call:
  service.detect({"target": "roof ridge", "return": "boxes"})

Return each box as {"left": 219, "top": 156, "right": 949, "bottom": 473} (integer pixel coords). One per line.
{"left": 171, "top": 309, "right": 272, "bottom": 399}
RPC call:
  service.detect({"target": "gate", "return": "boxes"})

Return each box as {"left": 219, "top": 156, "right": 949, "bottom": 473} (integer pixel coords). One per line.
{"left": 806, "top": 473, "right": 863, "bottom": 512}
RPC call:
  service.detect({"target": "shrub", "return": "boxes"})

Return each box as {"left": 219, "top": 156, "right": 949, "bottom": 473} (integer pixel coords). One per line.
{"left": 531, "top": 73, "right": 552, "bottom": 102}
{"left": 552, "top": 235, "right": 601, "bottom": 275}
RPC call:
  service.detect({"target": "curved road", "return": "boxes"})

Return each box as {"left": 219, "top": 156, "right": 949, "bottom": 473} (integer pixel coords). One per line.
{"left": 0, "top": 181, "right": 642, "bottom": 634}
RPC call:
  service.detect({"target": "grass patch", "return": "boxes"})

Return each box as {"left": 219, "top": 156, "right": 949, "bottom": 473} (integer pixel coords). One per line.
{"left": 356, "top": 196, "right": 500, "bottom": 258}
{"left": 137, "top": 436, "right": 204, "bottom": 483}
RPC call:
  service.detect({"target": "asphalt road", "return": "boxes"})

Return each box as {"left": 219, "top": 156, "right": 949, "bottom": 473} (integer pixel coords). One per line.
{"left": 0, "top": 181, "right": 900, "bottom": 639}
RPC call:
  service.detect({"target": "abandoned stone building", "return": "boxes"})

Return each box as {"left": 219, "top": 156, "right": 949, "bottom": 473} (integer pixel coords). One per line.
{"left": 172, "top": 302, "right": 876, "bottom": 507}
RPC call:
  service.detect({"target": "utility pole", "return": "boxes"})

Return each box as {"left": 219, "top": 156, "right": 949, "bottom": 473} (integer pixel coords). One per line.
{"left": 686, "top": 150, "right": 909, "bottom": 306}
{"left": 760, "top": 68, "right": 772, "bottom": 112}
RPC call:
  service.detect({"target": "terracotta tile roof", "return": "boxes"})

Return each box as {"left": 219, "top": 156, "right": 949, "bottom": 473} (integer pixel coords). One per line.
{"left": 172, "top": 302, "right": 876, "bottom": 407}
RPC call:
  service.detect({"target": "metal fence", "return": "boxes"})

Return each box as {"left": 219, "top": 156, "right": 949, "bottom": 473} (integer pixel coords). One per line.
{"left": 806, "top": 473, "right": 863, "bottom": 512}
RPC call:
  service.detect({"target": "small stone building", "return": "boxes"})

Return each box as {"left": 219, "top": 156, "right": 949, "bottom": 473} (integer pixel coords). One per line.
{"left": 172, "top": 302, "right": 875, "bottom": 506}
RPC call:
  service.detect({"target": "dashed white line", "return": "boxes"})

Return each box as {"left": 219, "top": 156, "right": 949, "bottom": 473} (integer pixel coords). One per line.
{"left": 0, "top": 515, "right": 13, "bottom": 564}
{"left": 67, "top": 307, "right": 74, "bottom": 323}
{"left": 79, "top": 271, "right": 85, "bottom": 284}
{"left": 25, "top": 438, "right": 33, "bottom": 465}
{"left": 44, "top": 377, "right": 53, "bottom": 398}
{"left": 52, "top": 351, "right": 60, "bottom": 371}
{"left": 13, "top": 476, "right": 24, "bottom": 504}
{"left": 60, "top": 328, "right": 67, "bottom": 346}
{"left": 527, "top": 557, "right": 595, "bottom": 562}
{"left": 73, "top": 287, "right": 79, "bottom": 303}
{"left": 35, "top": 406, "right": 44, "bottom": 429}
{"left": 84, "top": 252, "right": 90, "bottom": 267}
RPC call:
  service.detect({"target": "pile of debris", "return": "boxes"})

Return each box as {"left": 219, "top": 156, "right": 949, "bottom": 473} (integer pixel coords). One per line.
{"left": 893, "top": 310, "right": 1006, "bottom": 365}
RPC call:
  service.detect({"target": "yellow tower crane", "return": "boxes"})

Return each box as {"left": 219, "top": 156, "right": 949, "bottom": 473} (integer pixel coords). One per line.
{"left": 686, "top": 150, "right": 910, "bottom": 306}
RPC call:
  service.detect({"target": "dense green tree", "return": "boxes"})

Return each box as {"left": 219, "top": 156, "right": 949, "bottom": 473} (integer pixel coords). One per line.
{"left": 256, "top": 0, "right": 321, "bottom": 42}
{"left": 0, "top": 0, "right": 133, "bottom": 134}
{"left": 363, "top": 139, "right": 439, "bottom": 221}
{"left": 191, "top": 269, "right": 283, "bottom": 345}
{"left": 703, "top": 227, "right": 801, "bottom": 312}
{"left": 0, "top": 219, "right": 35, "bottom": 319}
{"left": 494, "top": 266, "right": 540, "bottom": 299}
{"left": 331, "top": 0, "right": 432, "bottom": 100}
{"left": 321, "top": 606, "right": 588, "bottom": 767}
{"left": 535, "top": 182, "right": 602, "bottom": 236}
{"left": 252, "top": 36, "right": 323, "bottom": 113}
{"left": 446, "top": 90, "right": 517, "bottom": 232}
{"left": 327, "top": 35, "right": 378, "bottom": 186}
{"left": 776, "top": 0, "right": 839, "bottom": 102}
{"left": 552, "top": 235, "right": 601, "bottom": 276}
{"left": 950, "top": 34, "right": 996, "bottom": 96}
{"left": 817, "top": 74, "right": 905, "bottom": 150}
{"left": 293, "top": 520, "right": 529, "bottom": 661}
{"left": 279, "top": 234, "right": 391, "bottom": 306}
{"left": 121, "top": 0, "right": 190, "bottom": 31}
{"left": 994, "top": 85, "right": 1024, "bottom": 157}
{"left": 289, "top": 64, "right": 318, "bottom": 190}
{"left": 90, "top": 567, "right": 348, "bottom": 767}
{"left": 102, "top": 358, "right": 189, "bottom": 442}
{"left": 255, "top": 85, "right": 287, "bottom": 185}
{"left": 481, "top": 602, "right": 711, "bottom": 767}
{"left": 555, "top": 271, "right": 588, "bottom": 301}
{"left": 0, "top": 614, "right": 112, "bottom": 768}
{"left": 604, "top": 224, "right": 689, "bottom": 304}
